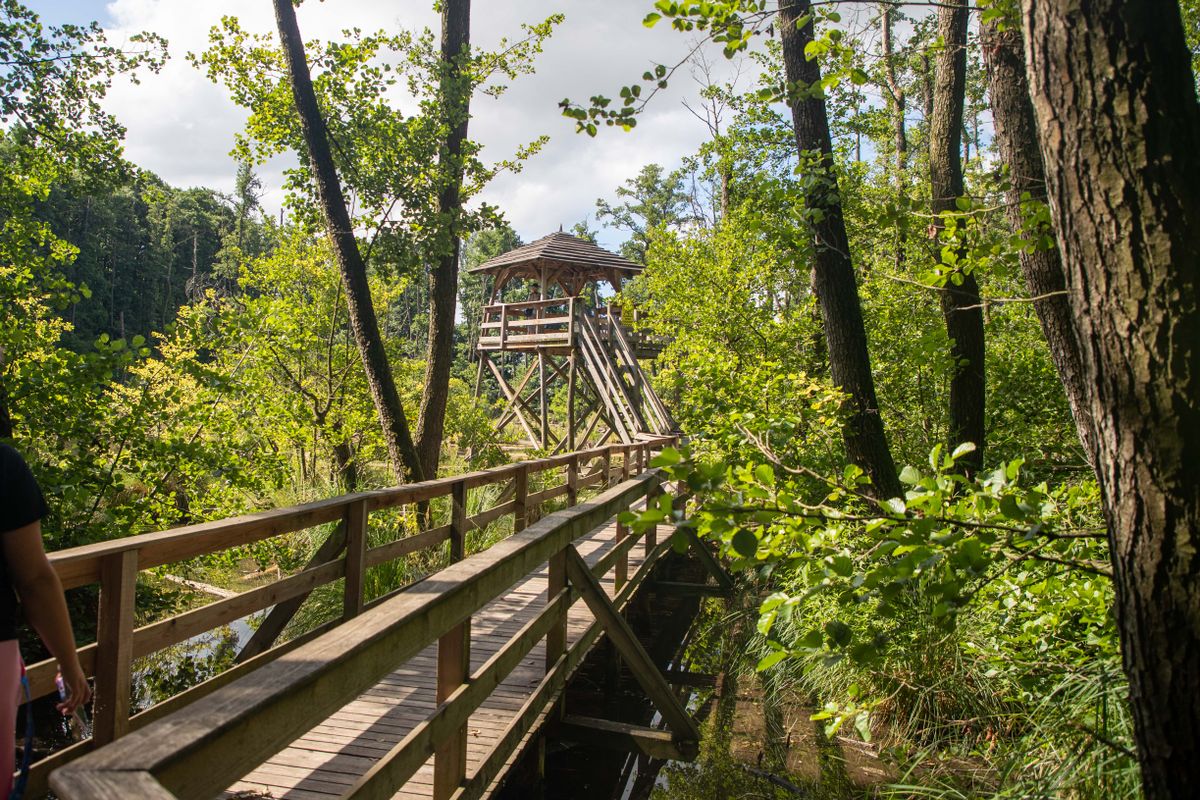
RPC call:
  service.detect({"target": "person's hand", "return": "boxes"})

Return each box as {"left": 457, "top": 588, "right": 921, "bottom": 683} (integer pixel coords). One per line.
{"left": 56, "top": 662, "right": 90, "bottom": 716}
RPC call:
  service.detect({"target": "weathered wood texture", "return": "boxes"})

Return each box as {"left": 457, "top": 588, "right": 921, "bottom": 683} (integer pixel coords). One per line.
{"left": 33, "top": 438, "right": 674, "bottom": 797}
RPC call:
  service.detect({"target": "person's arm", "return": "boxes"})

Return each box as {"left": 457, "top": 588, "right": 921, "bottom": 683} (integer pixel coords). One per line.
{"left": 2, "top": 520, "right": 90, "bottom": 714}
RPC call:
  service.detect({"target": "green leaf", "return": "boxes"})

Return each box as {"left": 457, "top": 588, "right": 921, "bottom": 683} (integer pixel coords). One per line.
{"left": 651, "top": 448, "right": 682, "bottom": 467}
{"left": 951, "top": 441, "right": 977, "bottom": 461}
{"left": 643, "top": 12, "right": 662, "bottom": 27}
{"left": 756, "top": 650, "right": 788, "bottom": 671}
{"left": 899, "top": 465, "right": 921, "bottom": 485}
{"left": 753, "top": 463, "right": 775, "bottom": 487}
{"left": 825, "top": 620, "right": 852, "bottom": 647}
{"left": 731, "top": 529, "right": 758, "bottom": 558}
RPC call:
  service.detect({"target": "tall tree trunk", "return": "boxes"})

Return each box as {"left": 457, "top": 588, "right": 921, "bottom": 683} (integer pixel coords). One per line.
{"left": 979, "top": 14, "right": 1099, "bottom": 470}
{"left": 273, "top": 0, "right": 423, "bottom": 483}
{"left": 779, "top": 0, "right": 901, "bottom": 500}
{"left": 415, "top": 0, "right": 471, "bottom": 479}
{"left": 929, "top": 3, "right": 985, "bottom": 475}
{"left": 1023, "top": 1, "right": 1200, "bottom": 795}
{"left": 880, "top": 4, "right": 908, "bottom": 270}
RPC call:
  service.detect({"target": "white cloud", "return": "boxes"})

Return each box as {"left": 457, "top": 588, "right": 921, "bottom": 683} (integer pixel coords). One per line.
{"left": 89, "top": 0, "right": 746, "bottom": 244}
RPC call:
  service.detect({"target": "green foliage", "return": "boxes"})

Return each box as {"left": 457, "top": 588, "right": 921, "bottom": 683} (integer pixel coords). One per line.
{"left": 193, "top": 13, "right": 559, "bottom": 279}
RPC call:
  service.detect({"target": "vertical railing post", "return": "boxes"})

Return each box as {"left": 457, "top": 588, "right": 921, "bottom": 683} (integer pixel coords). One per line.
{"left": 92, "top": 548, "right": 137, "bottom": 746}
{"left": 513, "top": 465, "right": 529, "bottom": 533}
{"left": 621, "top": 444, "right": 631, "bottom": 481}
{"left": 343, "top": 498, "right": 368, "bottom": 620}
{"left": 499, "top": 303, "right": 508, "bottom": 350}
{"left": 646, "top": 479, "right": 662, "bottom": 557}
{"left": 434, "top": 616, "right": 470, "bottom": 800}
{"left": 546, "top": 546, "right": 567, "bottom": 672}
{"left": 615, "top": 518, "right": 628, "bottom": 592}
{"left": 602, "top": 447, "right": 612, "bottom": 489}
{"left": 450, "top": 480, "right": 467, "bottom": 562}
{"left": 567, "top": 454, "right": 579, "bottom": 507}
{"left": 435, "top": 479, "right": 471, "bottom": 800}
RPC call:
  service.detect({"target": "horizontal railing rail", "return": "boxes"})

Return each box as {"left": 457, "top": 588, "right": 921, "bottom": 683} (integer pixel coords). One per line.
{"left": 51, "top": 440, "right": 683, "bottom": 800}
{"left": 21, "top": 436, "right": 676, "bottom": 798}
{"left": 478, "top": 298, "right": 576, "bottom": 351}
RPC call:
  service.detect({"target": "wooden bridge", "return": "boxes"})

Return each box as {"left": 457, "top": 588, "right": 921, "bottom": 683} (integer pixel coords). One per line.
{"left": 31, "top": 437, "right": 728, "bottom": 800}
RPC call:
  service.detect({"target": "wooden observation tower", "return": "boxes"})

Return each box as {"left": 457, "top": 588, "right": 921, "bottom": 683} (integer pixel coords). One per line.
{"left": 472, "top": 232, "right": 676, "bottom": 452}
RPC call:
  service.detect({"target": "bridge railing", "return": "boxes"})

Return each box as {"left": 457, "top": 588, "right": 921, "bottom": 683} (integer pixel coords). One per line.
{"left": 51, "top": 437, "right": 684, "bottom": 800}
{"left": 25, "top": 436, "right": 676, "bottom": 798}
{"left": 477, "top": 297, "right": 575, "bottom": 350}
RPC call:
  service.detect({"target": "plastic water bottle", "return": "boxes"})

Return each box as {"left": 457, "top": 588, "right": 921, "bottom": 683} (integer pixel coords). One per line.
{"left": 55, "top": 673, "right": 92, "bottom": 742}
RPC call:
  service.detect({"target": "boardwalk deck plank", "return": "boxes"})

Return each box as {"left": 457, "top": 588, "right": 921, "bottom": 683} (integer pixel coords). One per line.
{"left": 225, "top": 513, "right": 649, "bottom": 799}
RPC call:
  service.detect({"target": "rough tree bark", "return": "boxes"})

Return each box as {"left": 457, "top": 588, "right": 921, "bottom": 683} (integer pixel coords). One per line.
{"left": 880, "top": 4, "right": 908, "bottom": 270}
{"left": 1023, "top": 1, "right": 1200, "bottom": 795}
{"left": 929, "top": 3, "right": 985, "bottom": 475}
{"left": 979, "top": 14, "right": 1098, "bottom": 470}
{"left": 779, "top": 0, "right": 901, "bottom": 499}
{"left": 415, "top": 0, "right": 471, "bottom": 479}
{"left": 273, "top": 0, "right": 423, "bottom": 483}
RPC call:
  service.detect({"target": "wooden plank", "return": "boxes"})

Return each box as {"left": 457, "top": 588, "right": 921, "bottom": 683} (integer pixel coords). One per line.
{"left": 92, "top": 549, "right": 137, "bottom": 745}
{"left": 364, "top": 526, "right": 452, "bottom": 570}
{"left": 50, "top": 769, "right": 175, "bottom": 800}
{"left": 557, "top": 715, "right": 687, "bottom": 760}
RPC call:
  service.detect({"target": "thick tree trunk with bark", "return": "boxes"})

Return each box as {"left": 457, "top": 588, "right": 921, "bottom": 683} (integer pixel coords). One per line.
{"left": 779, "top": 0, "right": 901, "bottom": 500}
{"left": 929, "top": 3, "right": 985, "bottom": 475}
{"left": 979, "top": 16, "right": 1098, "bottom": 470}
{"left": 415, "top": 0, "right": 471, "bottom": 479}
{"left": 1023, "top": 1, "right": 1200, "bottom": 795}
{"left": 880, "top": 4, "right": 908, "bottom": 270}
{"left": 273, "top": 0, "right": 423, "bottom": 483}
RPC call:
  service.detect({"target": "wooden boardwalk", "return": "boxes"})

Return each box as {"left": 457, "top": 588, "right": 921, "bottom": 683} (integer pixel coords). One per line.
{"left": 227, "top": 513, "right": 649, "bottom": 800}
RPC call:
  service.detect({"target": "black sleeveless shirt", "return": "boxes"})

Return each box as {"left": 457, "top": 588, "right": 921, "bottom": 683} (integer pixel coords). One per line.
{"left": 0, "top": 444, "right": 47, "bottom": 640}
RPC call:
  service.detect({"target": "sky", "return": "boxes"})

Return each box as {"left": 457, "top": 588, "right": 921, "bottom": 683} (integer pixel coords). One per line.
{"left": 28, "top": 0, "right": 749, "bottom": 252}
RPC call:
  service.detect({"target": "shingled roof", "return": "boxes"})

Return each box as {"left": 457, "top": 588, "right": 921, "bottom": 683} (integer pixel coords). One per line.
{"left": 468, "top": 231, "right": 643, "bottom": 275}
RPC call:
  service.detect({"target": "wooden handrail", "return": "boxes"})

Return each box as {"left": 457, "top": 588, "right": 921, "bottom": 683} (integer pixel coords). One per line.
{"left": 22, "top": 436, "right": 677, "bottom": 797}
{"left": 51, "top": 458, "right": 678, "bottom": 800}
